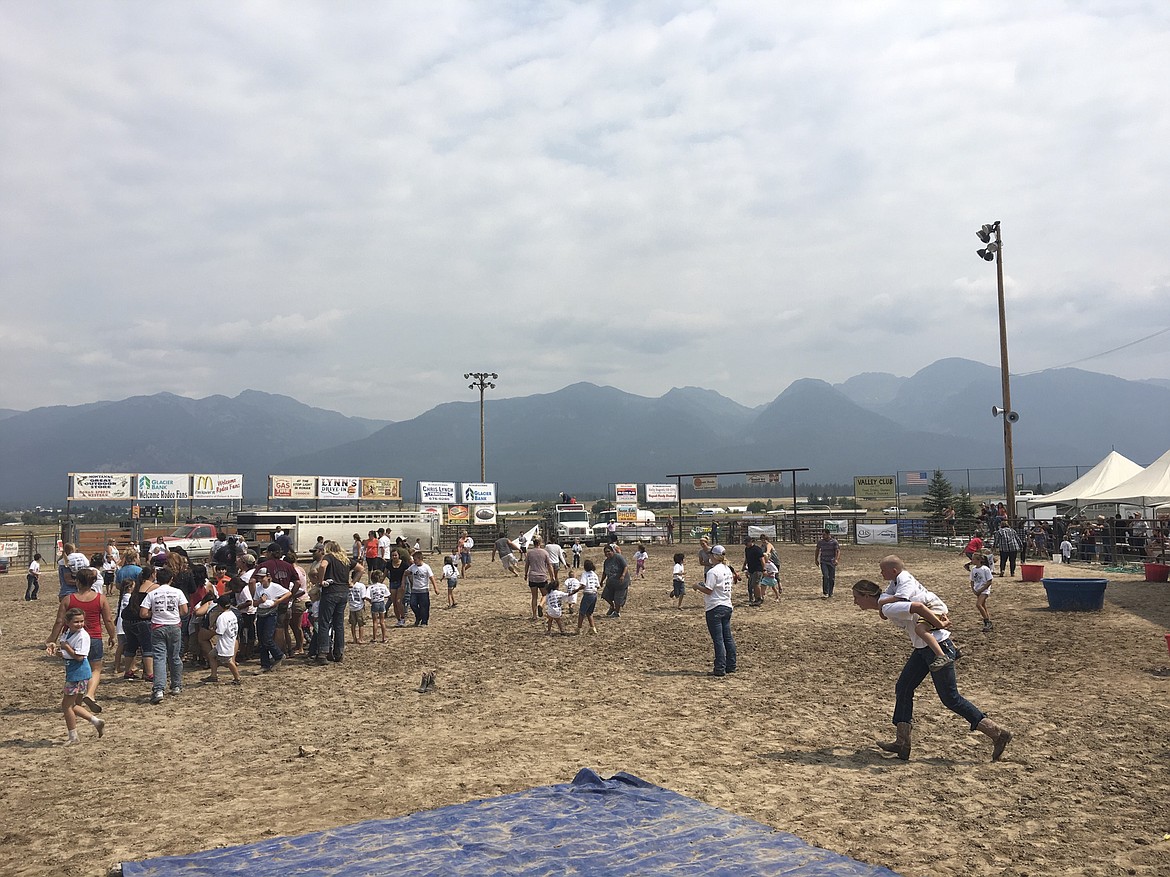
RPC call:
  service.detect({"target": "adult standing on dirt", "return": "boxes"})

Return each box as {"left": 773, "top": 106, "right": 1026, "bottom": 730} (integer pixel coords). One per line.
{"left": 458, "top": 531, "right": 474, "bottom": 577}
{"left": 851, "top": 579, "right": 1012, "bottom": 762}
{"left": 694, "top": 545, "right": 736, "bottom": 677}
{"left": 697, "top": 536, "right": 715, "bottom": 578}
{"left": 992, "top": 521, "right": 1023, "bottom": 576}
{"left": 814, "top": 529, "right": 841, "bottom": 598}
{"left": 742, "top": 535, "right": 765, "bottom": 607}
{"left": 314, "top": 541, "right": 352, "bottom": 664}
{"left": 600, "top": 543, "right": 630, "bottom": 618}
{"left": 523, "top": 536, "right": 555, "bottom": 621}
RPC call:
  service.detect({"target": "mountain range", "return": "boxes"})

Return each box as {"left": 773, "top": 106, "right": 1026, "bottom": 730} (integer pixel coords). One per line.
{"left": 2, "top": 358, "right": 1168, "bottom": 506}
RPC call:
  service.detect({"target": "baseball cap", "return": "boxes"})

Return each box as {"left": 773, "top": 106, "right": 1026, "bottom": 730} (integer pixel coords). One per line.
{"left": 257, "top": 567, "right": 270, "bottom": 577}
{"left": 67, "top": 555, "right": 90, "bottom": 574}
{"left": 711, "top": 545, "right": 726, "bottom": 556}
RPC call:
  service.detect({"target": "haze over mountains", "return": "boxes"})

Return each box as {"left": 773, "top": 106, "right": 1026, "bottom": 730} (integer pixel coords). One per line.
{"left": 2, "top": 359, "right": 1168, "bottom": 505}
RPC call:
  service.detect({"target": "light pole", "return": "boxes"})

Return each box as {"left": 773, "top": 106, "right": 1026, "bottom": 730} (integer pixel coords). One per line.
{"left": 977, "top": 222, "right": 1018, "bottom": 525}
{"left": 465, "top": 372, "right": 497, "bottom": 482}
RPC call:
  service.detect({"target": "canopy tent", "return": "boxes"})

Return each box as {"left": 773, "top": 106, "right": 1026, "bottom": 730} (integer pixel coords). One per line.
{"left": 1080, "top": 447, "right": 1170, "bottom": 507}
{"left": 1025, "top": 451, "right": 1144, "bottom": 507}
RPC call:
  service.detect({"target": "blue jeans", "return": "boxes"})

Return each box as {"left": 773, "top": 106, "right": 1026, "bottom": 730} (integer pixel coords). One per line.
{"left": 58, "top": 566, "right": 77, "bottom": 598}
{"left": 256, "top": 613, "right": 283, "bottom": 669}
{"left": 704, "top": 605, "right": 736, "bottom": 675}
{"left": 820, "top": 561, "right": 836, "bottom": 596}
{"left": 151, "top": 624, "right": 183, "bottom": 693}
{"left": 410, "top": 591, "right": 431, "bottom": 625}
{"left": 317, "top": 589, "right": 347, "bottom": 661}
{"left": 892, "top": 639, "right": 984, "bottom": 730}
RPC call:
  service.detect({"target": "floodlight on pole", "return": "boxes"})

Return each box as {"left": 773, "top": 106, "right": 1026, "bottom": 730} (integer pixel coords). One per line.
{"left": 465, "top": 372, "right": 498, "bottom": 482}
{"left": 975, "top": 220, "right": 1016, "bottom": 525}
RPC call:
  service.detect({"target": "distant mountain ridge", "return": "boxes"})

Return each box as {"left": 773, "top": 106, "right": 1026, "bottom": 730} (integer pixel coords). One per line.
{"left": 2, "top": 360, "right": 1169, "bottom": 505}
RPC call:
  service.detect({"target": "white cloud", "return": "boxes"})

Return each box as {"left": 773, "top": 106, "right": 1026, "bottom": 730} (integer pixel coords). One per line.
{"left": 1, "top": 1, "right": 1168, "bottom": 416}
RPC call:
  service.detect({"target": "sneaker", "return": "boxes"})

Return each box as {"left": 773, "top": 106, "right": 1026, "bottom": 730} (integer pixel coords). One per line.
{"left": 982, "top": 621, "right": 994, "bottom": 631}
{"left": 928, "top": 655, "right": 954, "bottom": 672}
{"left": 81, "top": 695, "right": 102, "bottom": 714}
{"left": 144, "top": 675, "right": 154, "bottom": 683}
{"left": 150, "top": 690, "right": 165, "bottom": 705}
{"left": 707, "top": 671, "right": 726, "bottom": 678}
{"left": 272, "top": 657, "right": 284, "bottom": 670}
{"left": 396, "top": 619, "right": 406, "bottom": 627}
{"left": 93, "top": 718, "right": 105, "bottom": 739}
{"left": 122, "top": 672, "right": 138, "bottom": 681}
{"left": 169, "top": 686, "right": 182, "bottom": 696}
{"left": 230, "top": 679, "right": 243, "bottom": 685}
{"left": 64, "top": 735, "right": 80, "bottom": 746}
{"left": 203, "top": 676, "right": 220, "bottom": 684}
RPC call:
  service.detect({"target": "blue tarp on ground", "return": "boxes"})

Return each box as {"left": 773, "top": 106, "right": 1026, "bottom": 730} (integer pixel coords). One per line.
{"left": 122, "top": 769, "right": 901, "bottom": 876}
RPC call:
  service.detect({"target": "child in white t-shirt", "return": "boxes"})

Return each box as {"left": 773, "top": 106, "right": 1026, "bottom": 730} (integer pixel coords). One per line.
{"left": 670, "top": 553, "right": 686, "bottom": 609}
{"left": 575, "top": 560, "right": 601, "bottom": 636}
{"left": 541, "top": 583, "right": 570, "bottom": 635}
{"left": 209, "top": 596, "right": 241, "bottom": 684}
{"left": 761, "top": 557, "right": 782, "bottom": 602}
{"left": 563, "top": 573, "right": 582, "bottom": 615}
{"left": 1060, "top": 538, "right": 1073, "bottom": 564}
{"left": 368, "top": 570, "right": 391, "bottom": 644}
{"left": 26, "top": 553, "right": 42, "bottom": 601}
{"left": 348, "top": 567, "right": 370, "bottom": 645}
{"left": 970, "top": 553, "right": 995, "bottom": 631}
{"left": 442, "top": 556, "right": 459, "bottom": 609}
{"left": 48, "top": 608, "right": 105, "bottom": 744}
{"left": 633, "top": 545, "right": 648, "bottom": 579}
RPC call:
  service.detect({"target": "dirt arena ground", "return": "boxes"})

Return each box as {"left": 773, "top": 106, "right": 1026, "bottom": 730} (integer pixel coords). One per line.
{"left": 1, "top": 544, "right": 1168, "bottom": 877}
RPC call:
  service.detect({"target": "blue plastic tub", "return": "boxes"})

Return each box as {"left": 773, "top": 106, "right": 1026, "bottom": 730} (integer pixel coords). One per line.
{"left": 1041, "top": 578, "right": 1108, "bottom": 611}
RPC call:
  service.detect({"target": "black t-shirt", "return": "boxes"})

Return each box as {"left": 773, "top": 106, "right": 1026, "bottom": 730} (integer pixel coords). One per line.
{"left": 744, "top": 544, "right": 765, "bottom": 573}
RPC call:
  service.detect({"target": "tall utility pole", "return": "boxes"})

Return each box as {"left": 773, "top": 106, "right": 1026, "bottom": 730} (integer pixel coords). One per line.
{"left": 977, "top": 222, "right": 1017, "bottom": 525}
{"left": 465, "top": 372, "right": 497, "bottom": 481}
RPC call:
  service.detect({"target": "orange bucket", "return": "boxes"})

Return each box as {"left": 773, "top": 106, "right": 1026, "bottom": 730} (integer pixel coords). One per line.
{"left": 1020, "top": 563, "right": 1044, "bottom": 583}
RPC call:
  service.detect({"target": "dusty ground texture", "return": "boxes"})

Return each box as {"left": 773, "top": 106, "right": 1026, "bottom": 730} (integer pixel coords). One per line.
{"left": 1, "top": 544, "right": 1168, "bottom": 876}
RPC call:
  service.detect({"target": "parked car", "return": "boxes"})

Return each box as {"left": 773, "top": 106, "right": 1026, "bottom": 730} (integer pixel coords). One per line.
{"left": 882, "top": 507, "right": 910, "bottom": 515}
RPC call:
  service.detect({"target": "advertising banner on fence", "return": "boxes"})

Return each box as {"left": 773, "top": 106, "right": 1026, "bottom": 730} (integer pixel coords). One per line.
{"left": 319, "top": 477, "right": 360, "bottom": 499}
{"left": 269, "top": 476, "right": 317, "bottom": 500}
{"left": 194, "top": 474, "right": 243, "bottom": 499}
{"left": 746, "top": 525, "right": 777, "bottom": 538}
{"left": 420, "top": 506, "right": 443, "bottom": 519}
{"left": 1, "top": 541, "right": 22, "bottom": 558}
{"left": 136, "top": 474, "right": 190, "bottom": 500}
{"left": 747, "top": 472, "right": 781, "bottom": 484}
{"left": 460, "top": 482, "right": 497, "bottom": 504}
{"left": 70, "top": 473, "right": 133, "bottom": 501}
{"left": 616, "top": 503, "right": 638, "bottom": 523}
{"left": 854, "top": 475, "right": 896, "bottom": 500}
{"left": 856, "top": 523, "right": 898, "bottom": 544}
{"left": 360, "top": 477, "right": 401, "bottom": 500}
{"left": 824, "top": 519, "right": 850, "bottom": 535}
{"left": 473, "top": 504, "right": 497, "bottom": 525}
{"left": 644, "top": 483, "right": 678, "bottom": 503}
{"left": 447, "top": 505, "right": 470, "bottom": 524}
{"left": 614, "top": 483, "right": 638, "bottom": 503}
{"left": 692, "top": 475, "right": 718, "bottom": 491}
{"left": 419, "top": 481, "right": 457, "bottom": 504}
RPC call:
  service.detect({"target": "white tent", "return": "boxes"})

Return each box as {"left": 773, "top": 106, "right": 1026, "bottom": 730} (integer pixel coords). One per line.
{"left": 1025, "top": 451, "right": 1144, "bottom": 507}
{"left": 1080, "top": 447, "right": 1170, "bottom": 507}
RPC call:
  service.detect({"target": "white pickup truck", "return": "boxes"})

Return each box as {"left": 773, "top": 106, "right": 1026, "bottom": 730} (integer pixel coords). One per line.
{"left": 159, "top": 524, "right": 222, "bottom": 561}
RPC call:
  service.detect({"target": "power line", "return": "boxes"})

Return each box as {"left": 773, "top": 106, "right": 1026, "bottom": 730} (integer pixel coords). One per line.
{"left": 1014, "top": 325, "right": 1170, "bottom": 376}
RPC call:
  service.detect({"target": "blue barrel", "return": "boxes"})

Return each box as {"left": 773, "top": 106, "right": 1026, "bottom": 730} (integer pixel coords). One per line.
{"left": 1041, "top": 578, "right": 1108, "bottom": 611}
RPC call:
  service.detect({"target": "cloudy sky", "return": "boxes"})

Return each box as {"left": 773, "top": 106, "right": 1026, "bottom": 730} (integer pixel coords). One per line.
{"left": 2, "top": 1, "right": 1168, "bottom": 419}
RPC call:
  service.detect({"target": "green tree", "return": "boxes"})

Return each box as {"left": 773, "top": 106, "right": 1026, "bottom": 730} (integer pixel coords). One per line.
{"left": 921, "top": 470, "right": 955, "bottom": 519}
{"left": 746, "top": 501, "right": 768, "bottom": 514}
{"left": 954, "top": 488, "right": 978, "bottom": 531}
{"left": 591, "top": 499, "right": 614, "bottom": 516}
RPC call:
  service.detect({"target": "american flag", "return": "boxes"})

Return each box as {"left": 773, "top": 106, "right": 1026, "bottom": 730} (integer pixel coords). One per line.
{"left": 904, "top": 471, "right": 928, "bottom": 485}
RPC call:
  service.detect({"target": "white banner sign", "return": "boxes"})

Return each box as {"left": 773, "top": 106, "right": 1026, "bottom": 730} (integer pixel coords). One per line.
{"left": 0, "top": 541, "right": 21, "bottom": 557}
{"left": 614, "top": 482, "right": 638, "bottom": 502}
{"left": 824, "top": 519, "right": 850, "bottom": 535}
{"left": 460, "top": 482, "right": 497, "bottom": 504}
{"left": 270, "top": 476, "right": 317, "bottom": 500}
{"left": 692, "top": 475, "right": 718, "bottom": 491}
{"left": 747, "top": 525, "right": 777, "bottom": 538}
{"left": 319, "top": 477, "right": 360, "bottom": 499}
{"left": 70, "top": 473, "right": 134, "bottom": 500}
{"left": 856, "top": 523, "right": 898, "bottom": 545}
{"left": 645, "top": 483, "right": 678, "bottom": 503}
{"left": 747, "top": 472, "right": 781, "bottom": 484}
{"left": 473, "top": 504, "right": 497, "bottom": 525}
{"left": 136, "top": 473, "right": 190, "bottom": 500}
{"left": 419, "top": 481, "right": 457, "bottom": 504}
{"left": 194, "top": 474, "right": 243, "bottom": 499}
